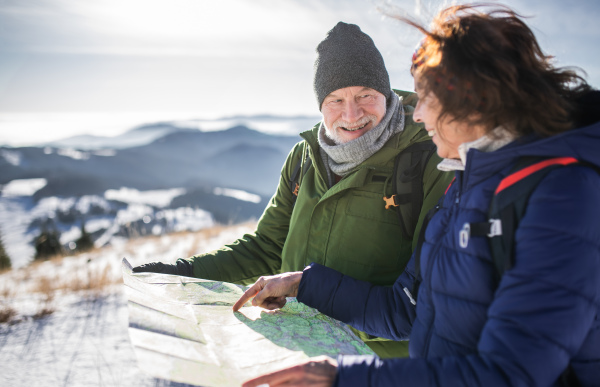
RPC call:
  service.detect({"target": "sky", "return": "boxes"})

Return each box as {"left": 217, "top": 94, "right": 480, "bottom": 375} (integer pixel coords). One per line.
{"left": 0, "top": 0, "right": 599, "bottom": 146}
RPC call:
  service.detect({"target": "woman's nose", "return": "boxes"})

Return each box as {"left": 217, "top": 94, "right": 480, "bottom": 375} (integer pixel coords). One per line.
{"left": 413, "top": 101, "right": 423, "bottom": 123}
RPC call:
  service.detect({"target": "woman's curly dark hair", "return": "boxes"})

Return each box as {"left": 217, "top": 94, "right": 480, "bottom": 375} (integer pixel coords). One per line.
{"left": 403, "top": 3, "right": 591, "bottom": 137}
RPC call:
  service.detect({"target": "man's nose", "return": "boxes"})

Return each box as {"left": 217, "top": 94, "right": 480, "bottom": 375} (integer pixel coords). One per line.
{"left": 341, "top": 100, "right": 363, "bottom": 122}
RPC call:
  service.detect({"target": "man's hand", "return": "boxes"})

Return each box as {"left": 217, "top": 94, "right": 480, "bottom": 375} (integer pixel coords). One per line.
{"left": 242, "top": 356, "right": 337, "bottom": 387}
{"left": 232, "top": 271, "right": 303, "bottom": 312}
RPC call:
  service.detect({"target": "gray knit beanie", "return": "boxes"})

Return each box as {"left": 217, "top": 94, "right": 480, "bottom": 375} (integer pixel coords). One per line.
{"left": 314, "top": 22, "right": 390, "bottom": 110}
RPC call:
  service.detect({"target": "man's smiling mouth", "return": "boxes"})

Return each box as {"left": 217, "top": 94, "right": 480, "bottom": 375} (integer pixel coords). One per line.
{"left": 341, "top": 122, "right": 369, "bottom": 132}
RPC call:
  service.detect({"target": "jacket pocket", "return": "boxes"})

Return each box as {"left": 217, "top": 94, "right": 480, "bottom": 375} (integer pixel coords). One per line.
{"left": 326, "top": 191, "right": 411, "bottom": 284}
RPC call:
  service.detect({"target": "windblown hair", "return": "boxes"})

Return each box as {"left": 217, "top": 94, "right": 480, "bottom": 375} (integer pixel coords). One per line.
{"left": 404, "top": 3, "right": 591, "bottom": 137}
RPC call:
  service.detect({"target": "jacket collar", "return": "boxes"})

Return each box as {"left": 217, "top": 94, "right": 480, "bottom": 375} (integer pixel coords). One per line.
{"left": 437, "top": 126, "right": 517, "bottom": 172}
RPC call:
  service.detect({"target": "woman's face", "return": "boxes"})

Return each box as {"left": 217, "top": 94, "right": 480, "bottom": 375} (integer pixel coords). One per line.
{"left": 413, "top": 81, "right": 487, "bottom": 160}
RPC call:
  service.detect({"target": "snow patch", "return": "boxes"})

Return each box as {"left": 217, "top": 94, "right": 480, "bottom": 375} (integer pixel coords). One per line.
{"left": 93, "top": 149, "right": 116, "bottom": 157}
{"left": 57, "top": 148, "right": 90, "bottom": 160}
{"left": 33, "top": 196, "right": 77, "bottom": 217}
{"left": 0, "top": 149, "right": 22, "bottom": 166}
{"left": 104, "top": 187, "right": 186, "bottom": 208}
{"left": 60, "top": 224, "right": 83, "bottom": 245}
{"left": 85, "top": 217, "right": 114, "bottom": 233}
{"left": 74, "top": 195, "right": 113, "bottom": 213}
{"left": 115, "top": 203, "right": 154, "bottom": 224}
{"left": 155, "top": 207, "right": 213, "bottom": 232}
{"left": 213, "top": 187, "right": 261, "bottom": 203}
{"left": 1, "top": 178, "right": 47, "bottom": 197}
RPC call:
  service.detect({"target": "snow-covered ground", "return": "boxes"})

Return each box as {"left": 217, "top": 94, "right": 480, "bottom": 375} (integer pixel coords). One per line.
{"left": 0, "top": 179, "right": 240, "bottom": 269}
{"left": 0, "top": 222, "right": 256, "bottom": 387}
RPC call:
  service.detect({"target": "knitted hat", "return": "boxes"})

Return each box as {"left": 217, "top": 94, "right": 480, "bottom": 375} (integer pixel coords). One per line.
{"left": 314, "top": 22, "right": 390, "bottom": 110}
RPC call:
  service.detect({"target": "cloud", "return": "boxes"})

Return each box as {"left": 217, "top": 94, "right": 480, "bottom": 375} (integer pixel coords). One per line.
{"left": 0, "top": 0, "right": 597, "bottom": 122}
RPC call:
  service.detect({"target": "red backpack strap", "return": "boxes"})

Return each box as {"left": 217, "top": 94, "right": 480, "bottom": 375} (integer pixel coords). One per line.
{"left": 495, "top": 157, "right": 578, "bottom": 194}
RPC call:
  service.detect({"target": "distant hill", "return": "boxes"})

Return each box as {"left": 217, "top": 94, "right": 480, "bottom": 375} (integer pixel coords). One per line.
{"left": 40, "top": 114, "right": 321, "bottom": 150}
{"left": 1, "top": 124, "right": 301, "bottom": 197}
{"left": 44, "top": 123, "right": 198, "bottom": 150}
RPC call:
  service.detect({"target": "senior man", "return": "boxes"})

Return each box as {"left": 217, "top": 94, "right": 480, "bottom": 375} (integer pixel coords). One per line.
{"left": 133, "top": 22, "right": 452, "bottom": 358}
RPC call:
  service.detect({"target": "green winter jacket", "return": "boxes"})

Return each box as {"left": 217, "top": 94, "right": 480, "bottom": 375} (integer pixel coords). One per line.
{"left": 183, "top": 90, "right": 453, "bottom": 357}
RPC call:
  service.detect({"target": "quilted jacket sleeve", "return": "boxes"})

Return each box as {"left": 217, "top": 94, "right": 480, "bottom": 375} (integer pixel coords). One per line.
{"left": 302, "top": 165, "right": 600, "bottom": 386}
{"left": 298, "top": 256, "right": 419, "bottom": 342}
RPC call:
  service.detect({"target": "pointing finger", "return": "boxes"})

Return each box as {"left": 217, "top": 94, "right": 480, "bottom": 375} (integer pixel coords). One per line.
{"left": 233, "top": 281, "right": 263, "bottom": 312}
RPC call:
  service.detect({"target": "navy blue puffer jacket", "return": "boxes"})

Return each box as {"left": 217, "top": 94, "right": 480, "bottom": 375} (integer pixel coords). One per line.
{"left": 297, "top": 119, "right": 600, "bottom": 386}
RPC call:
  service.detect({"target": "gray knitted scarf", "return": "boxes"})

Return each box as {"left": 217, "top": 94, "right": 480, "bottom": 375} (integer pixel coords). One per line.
{"left": 318, "top": 92, "right": 404, "bottom": 184}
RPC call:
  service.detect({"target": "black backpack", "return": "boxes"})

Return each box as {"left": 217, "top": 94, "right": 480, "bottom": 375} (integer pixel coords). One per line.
{"left": 290, "top": 140, "right": 437, "bottom": 240}
{"left": 466, "top": 156, "right": 584, "bottom": 280}
{"left": 413, "top": 155, "right": 589, "bottom": 387}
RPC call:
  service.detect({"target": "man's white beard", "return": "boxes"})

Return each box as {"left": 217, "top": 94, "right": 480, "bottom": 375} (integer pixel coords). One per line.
{"left": 324, "top": 115, "right": 377, "bottom": 144}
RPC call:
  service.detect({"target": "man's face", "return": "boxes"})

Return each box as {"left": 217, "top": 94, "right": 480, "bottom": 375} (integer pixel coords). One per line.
{"left": 321, "top": 86, "right": 387, "bottom": 144}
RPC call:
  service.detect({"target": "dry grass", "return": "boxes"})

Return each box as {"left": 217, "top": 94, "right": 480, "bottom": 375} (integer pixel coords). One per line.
{"left": 0, "top": 222, "right": 257, "bottom": 324}
{"left": 10, "top": 258, "right": 121, "bottom": 320}
{"left": 30, "top": 261, "right": 119, "bottom": 295}
{"left": 184, "top": 222, "right": 256, "bottom": 257}
{"left": 30, "top": 276, "right": 56, "bottom": 317}
{"left": 185, "top": 226, "right": 225, "bottom": 257}
{"left": 117, "top": 221, "right": 256, "bottom": 260}
{"left": 0, "top": 279, "right": 17, "bottom": 323}
{"left": 31, "top": 276, "right": 54, "bottom": 295}
{"left": 62, "top": 263, "right": 115, "bottom": 295}
{"left": 1, "top": 285, "right": 12, "bottom": 299}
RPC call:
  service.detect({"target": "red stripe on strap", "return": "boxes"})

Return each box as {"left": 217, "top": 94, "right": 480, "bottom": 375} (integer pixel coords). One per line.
{"left": 495, "top": 157, "right": 579, "bottom": 194}
{"left": 445, "top": 177, "right": 456, "bottom": 195}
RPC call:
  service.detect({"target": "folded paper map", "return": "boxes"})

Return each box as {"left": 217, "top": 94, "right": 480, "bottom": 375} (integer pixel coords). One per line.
{"left": 122, "top": 258, "right": 374, "bottom": 386}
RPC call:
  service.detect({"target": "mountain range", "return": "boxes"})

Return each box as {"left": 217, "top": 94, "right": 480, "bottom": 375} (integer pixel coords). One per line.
{"left": 0, "top": 120, "right": 314, "bottom": 267}
{"left": 1, "top": 123, "right": 304, "bottom": 197}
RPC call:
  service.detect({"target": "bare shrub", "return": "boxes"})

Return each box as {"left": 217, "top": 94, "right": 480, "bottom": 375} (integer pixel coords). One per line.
{"left": 0, "top": 304, "right": 17, "bottom": 323}
{"left": 32, "top": 305, "right": 54, "bottom": 319}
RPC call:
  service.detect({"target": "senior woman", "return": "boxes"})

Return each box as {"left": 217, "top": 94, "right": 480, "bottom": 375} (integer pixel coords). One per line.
{"left": 234, "top": 4, "right": 600, "bottom": 386}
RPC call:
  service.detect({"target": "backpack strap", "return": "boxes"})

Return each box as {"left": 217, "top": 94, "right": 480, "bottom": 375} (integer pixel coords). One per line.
{"left": 384, "top": 140, "right": 437, "bottom": 240}
{"left": 289, "top": 149, "right": 312, "bottom": 205}
{"left": 468, "top": 156, "right": 579, "bottom": 280}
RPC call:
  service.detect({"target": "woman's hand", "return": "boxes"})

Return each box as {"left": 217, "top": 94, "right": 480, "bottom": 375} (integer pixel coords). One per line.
{"left": 232, "top": 271, "right": 303, "bottom": 311}
{"left": 242, "top": 356, "right": 338, "bottom": 387}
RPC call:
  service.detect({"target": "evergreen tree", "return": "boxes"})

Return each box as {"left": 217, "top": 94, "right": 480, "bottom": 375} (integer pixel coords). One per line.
{"left": 75, "top": 220, "right": 94, "bottom": 252}
{"left": 34, "top": 221, "right": 63, "bottom": 260}
{"left": 0, "top": 229, "right": 11, "bottom": 271}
